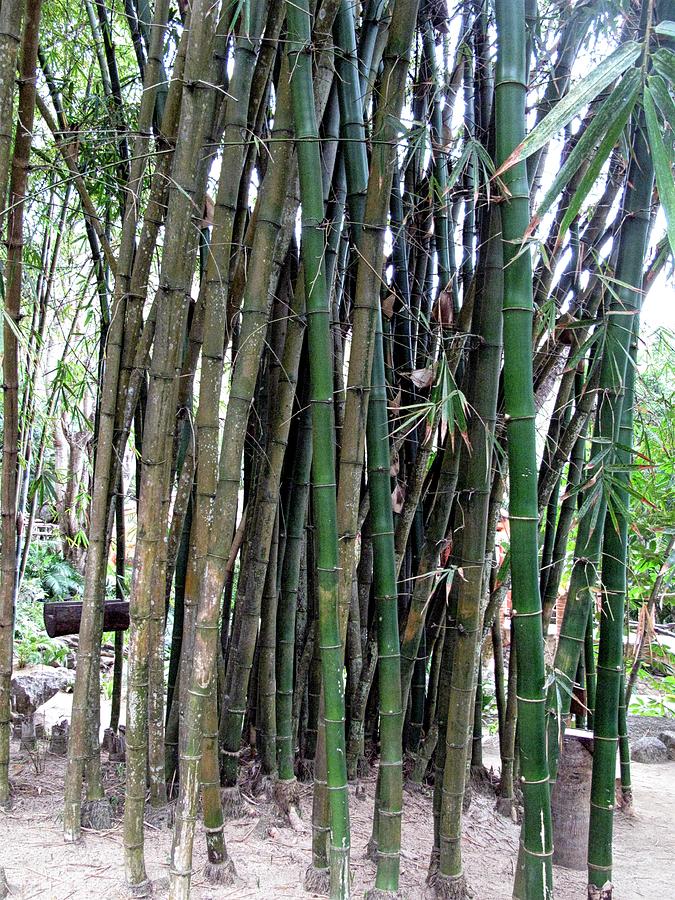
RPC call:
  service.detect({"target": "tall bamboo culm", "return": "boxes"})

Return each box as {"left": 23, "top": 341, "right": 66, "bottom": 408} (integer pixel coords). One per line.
{"left": 365, "top": 310, "right": 403, "bottom": 897}
{"left": 286, "top": 0, "right": 350, "bottom": 894}
{"left": 432, "top": 208, "right": 503, "bottom": 899}
{"left": 0, "top": 0, "right": 41, "bottom": 809}
{"left": 495, "top": 1, "right": 553, "bottom": 896}
{"left": 125, "top": 2, "right": 219, "bottom": 890}
{"left": 587, "top": 107, "right": 654, "bottom": 900}
{"left": 63, "top": 0, "right": 171, "bottom": 841}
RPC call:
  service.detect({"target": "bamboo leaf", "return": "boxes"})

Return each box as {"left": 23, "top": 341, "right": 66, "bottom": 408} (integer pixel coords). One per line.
{"left": 655, "top": 21, "right": 675, "bottom": 38}
{"left": 529, "top": 70, "right": 642, "bottom": 234}
{"left": 644, "top": 85, "right": 675, "bottom": 258}
{"left": 652, "top": 48, "right": 675, "bottom": 84}
{"left": 556, "top": 81, "right": 639, "bottom": 249}
{"left": 648, "top": 76, "right": 675, "bottom": 148}
{"left": 495, "top": 41, "right": 642, "bottom": 175}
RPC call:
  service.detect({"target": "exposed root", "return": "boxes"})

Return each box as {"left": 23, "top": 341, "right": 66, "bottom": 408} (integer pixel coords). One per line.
{"left": 254, "top": 813, "right": 276, "bottom": 838}
{"left": 144, "top": 804, "right": 170, "bottom": 828}
{"left": 495, "top": 795, "right": 518, "bottom": 821}
{"left": 0, "top": 867, "right": 9, "bottom": 899}
{"left": 273, "top": 779, "right": 305, "bottom": 831}
{"left": 81, "top": 798, "right": 113, "bottom": 830}
{"left": 470, "top": 765, "right": 497, "bottom": 797}
{"left": 427, "top": 848, "right": 440, "bottom": 880}
{"left": 163, "top": 802, "right": 176, "bottom": 829}
{"left": 249, "top": 768, "right": 274, "bottom": 799}
{"left": 587, "top": 882, "right": 612, "bottom": 900}
{"left": 221, "top": 785, "right": 249, "bottom": 821}
{"left": 426, "top": 870, "right": 472, "bottom": 899}
{"left": 364, "top": 890, "right": 406, "bottom": 900}
{"left": 366, "top": 837, "right": 378, "bottom": 863}
{"left": 204, "top": 858, "right": 236, "bottom": 886}
{"left": 304, "top": 864, "right": 330, "bottom": 895}
{"left": 296, "top": 756, "right": 314, "bottom": 783}
{"left": 617, "top": 786, "right": 634, "bottom": 815}
{"left": 126, "top": 879, "right": 152, "bottom": 898}
{"left": 355, "top": 754, "right": 370, "bottom": 779}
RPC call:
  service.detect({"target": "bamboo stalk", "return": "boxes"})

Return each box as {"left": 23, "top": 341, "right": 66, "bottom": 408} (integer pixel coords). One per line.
{"left": 0, "top": 0, "right": 42, "bottom": 810}
{"left": 63, "top": 0, "right": 172, "bottom": 842}
{"left": 432, "top": 208, "right": 503, "bottom": 898}
{"left": 125, "top": 2, "right": 220, "bottom": 889}
{"left": 495, "top": 1, "right": 553, "bottom": 895}
{"left": 286, "top": 1, "right": 351, "bottom": 893}
{"left": 365, "top": 309, "right": 403, "bottom": 896}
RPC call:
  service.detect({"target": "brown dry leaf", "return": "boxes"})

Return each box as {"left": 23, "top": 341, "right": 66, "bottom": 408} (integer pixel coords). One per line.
{"left": 381, "top": 293, "right": 396, "bottom": 319}
{"left": 410, "top": 366, "right": 435, "bottom": 389}
{"left": 391, "top": 483, "right": 406, "bottom": 513}
{"left": 201, "top": 193, "right": 215, "bottom": 228}
{"left": 432, "top": 288, "right": 453, "bottom": 328}
{"left": 390, "top": 449, "right": 399, "bottom": 477}
{"left": 388, "top": 388, "right": 402, "bottom": 414}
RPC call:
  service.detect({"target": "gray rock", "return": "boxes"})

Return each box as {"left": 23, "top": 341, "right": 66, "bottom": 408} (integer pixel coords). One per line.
{"left": 657, "top": 730, "right": 675, "bottom": 760}
{"left": 630, "top": 735, "right": 669, "bottom": 764}
{"left": 10, "top": 666, "right": 75, "bottom": 716}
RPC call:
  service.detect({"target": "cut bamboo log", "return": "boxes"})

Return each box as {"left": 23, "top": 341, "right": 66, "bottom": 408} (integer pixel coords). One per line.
{"left": 43, "top": 600, "right": 129, "bottom": 638}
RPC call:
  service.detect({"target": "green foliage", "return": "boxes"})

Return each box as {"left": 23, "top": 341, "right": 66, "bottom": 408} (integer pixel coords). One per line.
{"left": 22, "top": 543, "right": 83, "bottom": 601}
{"left": 629, "top": 670, "right": 675, "bottom": 718}
{"left": 628, "top": 330, "right": 675, "bottom": 620}
{"left": 14, "top": 544, "right": 82, "bottom": 668}
{"left": 14, "top": 596, "right": 69, "bottom": 669}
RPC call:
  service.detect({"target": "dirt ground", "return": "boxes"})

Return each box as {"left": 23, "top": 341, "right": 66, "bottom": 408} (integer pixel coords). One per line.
{"left": 0, "top": 733, "right": 673, "bottom": 900}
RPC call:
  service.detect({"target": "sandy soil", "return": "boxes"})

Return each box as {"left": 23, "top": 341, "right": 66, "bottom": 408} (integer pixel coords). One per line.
{"left": 0, "top": 734, "right": 673, "bottom": 899}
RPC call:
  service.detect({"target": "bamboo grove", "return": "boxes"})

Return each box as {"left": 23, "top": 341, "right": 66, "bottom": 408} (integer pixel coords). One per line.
{"left": 0, "top": 1, "right": 674, "bottom": 899}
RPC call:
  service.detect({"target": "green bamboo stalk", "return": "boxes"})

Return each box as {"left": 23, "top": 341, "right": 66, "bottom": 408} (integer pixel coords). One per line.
{"left": 0, "top": 1, "right": 23, "bottom": 242}
{"left": 495, "top": 1, "right": 553, "bottom": 896}
{"left": 585, "top": 608, "right": 596, "bottom": 731}
{"left": 258, "top": 512, "right": 280, "bottom": 776}
{"left": 286, "top": 2, "right": 350, "bottom": 894}
{"left": 540, "top": 426, "right": 586, "bottom": 628}
{"left": 399, "top": 439, "right": 461, "bottom": 714}
{"left": 432, "top": 208, "right": 503, "bottom": 898}
{"left": 63, "top": 0, "right": 171, "bottom": 842}
{"left": 471, "top": 662, "right": 484, "bottom": 772}
{"left": 169, "top": 21, "right": 271, "bottom": 885}
{"left": 365, "top": 309, "right": 403, "bottom": 896}
{"left": 110, "top": 482, "right": 126, "bottom": 733}
{"left": 335, "top": 0, "right": 421, "bottom": 668}
{"left": 497, "top": 637, "right": 518, "bottom": 816}
{"left": 548, "top": 491, "right": 606, "bottom": 787}
{"left": 0, "top": 0, "right": 41, "bottom": 810}
{"left": 125, "top": 2, "right": 219, "bottom": 889}
{"left": 617, "top": 670, "right": 631, "bottom": 806}
{"left": 199, "top": 680, "right": 234, "bottom": 880}
{"left": 276, "top": 406, "right": 312, "bottom": 805}
{"left": 217, "top": 73, "right": 308, "bottom": 806}
{"left": 408, "top": 631, "right": 426, "bottom": 754}
{"left": 589, "top": 299, "right": 648, "bottom": 898}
